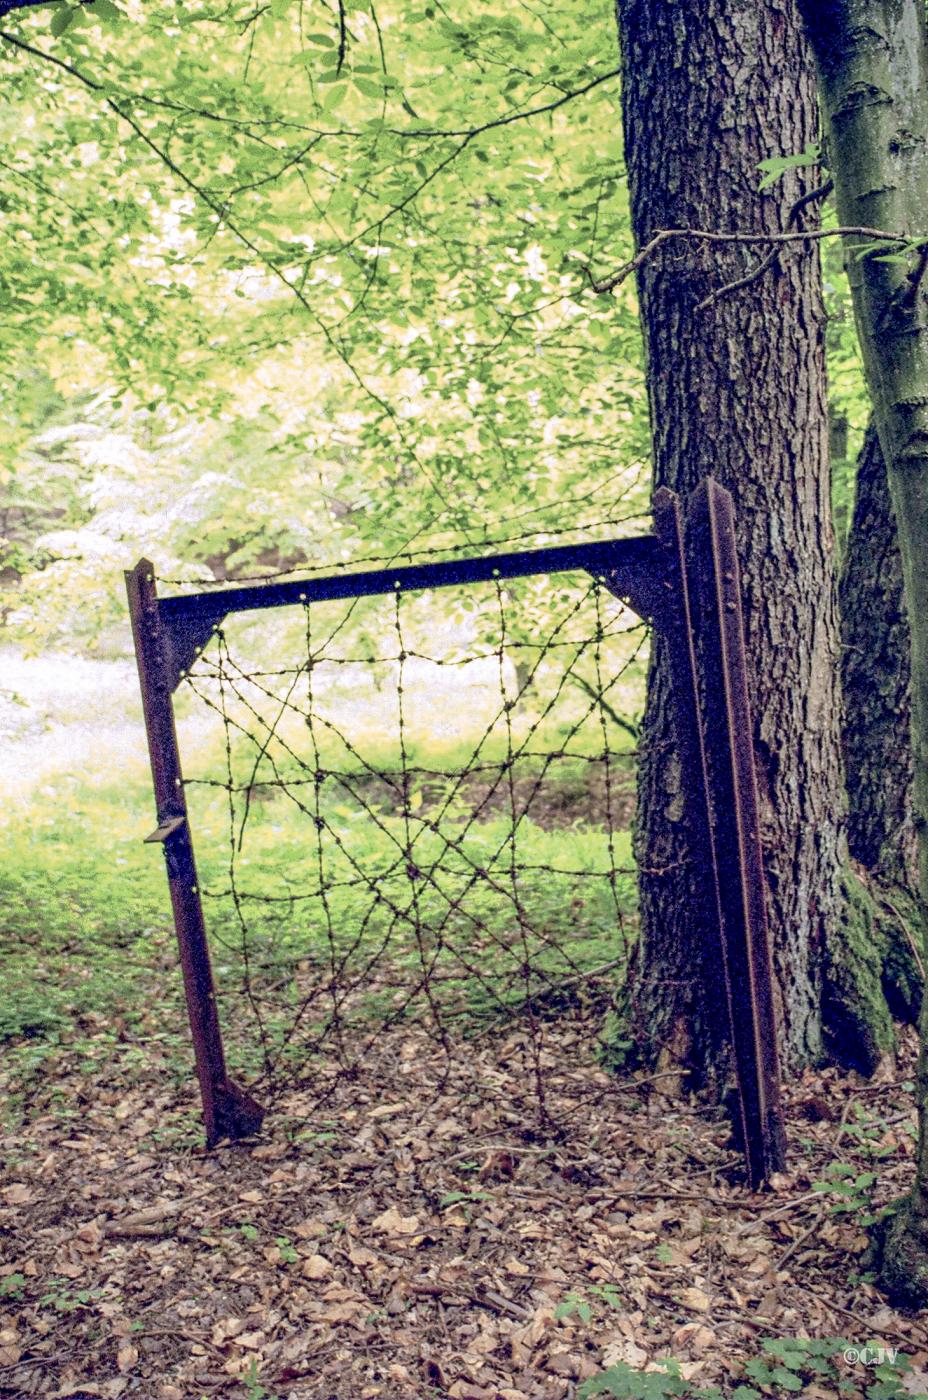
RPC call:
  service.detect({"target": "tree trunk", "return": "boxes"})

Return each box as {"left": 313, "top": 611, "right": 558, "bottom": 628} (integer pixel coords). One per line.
{"left": 798, "top": 0, "right": 928, "bottom": 1306}
{"left": 612, "top": 0, "right": 846, "bottom": 1085}
{"left": 839, "top": 422, "right": 921, "bottom": 1032}
{"left": 840, "top": 421, "right": 915, "bottom": 885}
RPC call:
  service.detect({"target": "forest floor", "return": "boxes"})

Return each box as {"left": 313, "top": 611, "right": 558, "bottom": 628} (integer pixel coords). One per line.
{"left": 3, "top": 647, "right": 928, "bottom": 1399}
{"left": 2, "top": 1014, "right": 928, "bottom": 1400}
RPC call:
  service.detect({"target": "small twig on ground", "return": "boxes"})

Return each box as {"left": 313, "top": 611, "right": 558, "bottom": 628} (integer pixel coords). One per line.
{"left": 832, "top": 1089, "right": 859, "bottom": 1148}
{"left": 776, "top": 1205, "right": 828, "bottom": 1269}
{"left": 735, "top": 1190, "right": 825, "bottom": 1230}
{"left": 410, "top": 1280, "right": 530, "bottom": 1320}
{"left": 804, "top": 1284, "right": 915, "bottom": 1346}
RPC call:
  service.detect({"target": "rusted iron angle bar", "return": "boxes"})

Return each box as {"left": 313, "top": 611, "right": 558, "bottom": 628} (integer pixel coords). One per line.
{"left": 157, "top": 535, "right": 665, "bottom": 687}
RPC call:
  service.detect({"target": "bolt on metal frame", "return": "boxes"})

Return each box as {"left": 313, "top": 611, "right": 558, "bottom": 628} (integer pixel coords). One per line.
{"left": 126, "top": 477, "right": 786, "bottom": 1187}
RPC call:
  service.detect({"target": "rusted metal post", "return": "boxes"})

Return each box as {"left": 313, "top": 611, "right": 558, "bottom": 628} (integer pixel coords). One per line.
{"left": 649, "top": 485, "right": 742, "bottom": 1060}
{"left": 125, "top": 560, "right": 263, "bottom": 1147}
{"left": 586, "top": 484, "right": 786, "bottom": 1187}
{"left": 681, "top": 481, "right": 787, "bottom": 1185}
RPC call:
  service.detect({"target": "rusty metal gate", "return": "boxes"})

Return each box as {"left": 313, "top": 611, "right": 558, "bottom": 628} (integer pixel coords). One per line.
{"left": 126, "top": 478, "right": 786, "bottom": 1188}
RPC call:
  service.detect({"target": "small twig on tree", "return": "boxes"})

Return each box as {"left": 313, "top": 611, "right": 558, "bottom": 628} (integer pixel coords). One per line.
{"left": 878, "top": 892, "right": 925, "bottom": 979}
{"left": 695, "top": 244, "right": 782, "bottom": 313}
{"left": 854, "top": 865, "right": 925, "bottom": 981}
{"left": 791, "top": 175, "right": 835, "bottom": 220}
{"left": 585, "top": 220, "right": 908, "bottom": 296}
{"left": 0, "top": 0, "right": 77, "bottom": 16}
{"left": 696, "top": 177, "right": 835, "bottom": 312}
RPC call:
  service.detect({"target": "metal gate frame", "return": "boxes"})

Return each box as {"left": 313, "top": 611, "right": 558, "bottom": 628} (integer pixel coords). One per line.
{"left": 126, "top": 477, "right": 786, "bottom": 1186}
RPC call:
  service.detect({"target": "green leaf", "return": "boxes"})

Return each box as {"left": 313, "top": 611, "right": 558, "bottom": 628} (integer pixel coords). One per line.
{"left": 771, "top": 1367, "right": 805, "bottom": 1391}
{"left": 757, "top": 141, "right": 821, "bottom": 190}
{"left": 87, "top": 0, "right": 121, "bottom": 21}
{"left": 50, "top": 4, "right": 77, "bottom": 36}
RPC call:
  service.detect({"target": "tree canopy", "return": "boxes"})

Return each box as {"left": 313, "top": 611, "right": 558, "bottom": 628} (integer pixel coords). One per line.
{"left": 1, "top": 0, "right": 872, "bottom": 652}
{"left": 1, "top": 0, "right": 649, "bottom": 637}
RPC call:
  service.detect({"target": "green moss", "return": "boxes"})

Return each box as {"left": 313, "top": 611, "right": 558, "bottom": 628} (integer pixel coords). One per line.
{"left": 822, "top": 869, "right": 896, "bottom": 1075}
{"left": 878, "top": 884, "right": 924, "bottom": 1025}
{"left": 872, "top": 1193, "right": 928, "bottom": 1309}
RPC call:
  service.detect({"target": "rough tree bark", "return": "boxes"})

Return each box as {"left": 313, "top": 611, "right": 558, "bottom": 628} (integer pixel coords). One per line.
{"left": 799, "top": 0, "right": 928, "bottom": 1306}
{"left": 838, "top": 423, "right": 921, "bottom": 1044}
{"left": 612, "top": 0, "right": 846, "bottom": 1084}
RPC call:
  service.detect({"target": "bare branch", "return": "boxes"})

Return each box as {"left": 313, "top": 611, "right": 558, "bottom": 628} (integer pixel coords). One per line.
{"left": 696, "top": 177, "right": 835, "bottom": 313}
{"left": 335, "top": 0, "right": 346, "bottom": 75}
{"left": 0, "top": 0, "right": 70, "bottom": 17}
{"left": 585, "top": 221, "right": 914, "bottom": 296}
{"left": 390, "top": 65, "right": 621, "bottom": 139}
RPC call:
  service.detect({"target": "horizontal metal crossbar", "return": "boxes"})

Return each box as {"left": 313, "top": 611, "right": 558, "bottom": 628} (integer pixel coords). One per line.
{"left": 155, "top": 535, "right": 667, "bottom": 689}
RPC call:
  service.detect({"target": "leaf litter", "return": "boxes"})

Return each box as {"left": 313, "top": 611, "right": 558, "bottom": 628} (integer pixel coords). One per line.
{"left": 1, "top": 1016, "right": 927, "bottom": 1400}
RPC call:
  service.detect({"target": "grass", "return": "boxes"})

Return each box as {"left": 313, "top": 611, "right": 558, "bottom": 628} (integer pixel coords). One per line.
{"left": 1, "top": 592, "right": 647, "bottom": 1117}
{"left": 0, "top": 701, "right": 640, "bottom": 1116}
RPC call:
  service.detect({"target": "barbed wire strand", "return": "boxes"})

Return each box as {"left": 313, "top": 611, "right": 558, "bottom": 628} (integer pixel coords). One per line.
{"left": 177, "top": 573, "right": 650, "bottom": 1113}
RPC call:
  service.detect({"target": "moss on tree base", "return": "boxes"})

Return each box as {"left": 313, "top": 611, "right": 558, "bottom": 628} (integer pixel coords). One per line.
{"left": 822, "top": 869, "right": 922, "bottom": 1076}
{"left": 870, "top": 1193, "right": 928, "bottom": 1309}
{"left": 603, "top": 869, "right": 921, "bottom": 1086}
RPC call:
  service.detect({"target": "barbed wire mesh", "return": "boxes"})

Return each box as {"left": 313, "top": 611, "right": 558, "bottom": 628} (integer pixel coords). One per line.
{"left": 174, "top": 568, "right": 649, "bottom": 1118}
{"left": 158, "top": 506, "right": 652, "bottom": 590}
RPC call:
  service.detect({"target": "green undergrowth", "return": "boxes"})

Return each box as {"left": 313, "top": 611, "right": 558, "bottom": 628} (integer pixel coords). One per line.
{"left": 577, "top": 1336, "right": 920, "bottom": 1399}
{"left": 0, "top": 772, "right": 186, "bottom": 1124}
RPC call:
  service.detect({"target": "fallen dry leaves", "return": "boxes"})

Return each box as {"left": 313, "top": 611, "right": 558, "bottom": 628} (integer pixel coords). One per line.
{"left": 1, "top": 1017, "right": 927, "bottom": 1399}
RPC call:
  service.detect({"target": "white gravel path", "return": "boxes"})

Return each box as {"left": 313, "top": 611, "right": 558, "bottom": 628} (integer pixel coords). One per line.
{"left": 0, "top": 647, "right": 154, "bottom": 807}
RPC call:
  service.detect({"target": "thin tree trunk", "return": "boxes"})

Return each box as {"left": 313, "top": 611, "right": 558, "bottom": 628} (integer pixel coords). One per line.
{"left": 614, "top": 0, "right": 845, "bottom": 1083}
{"left": 840, "top": 421, "right": 914, "bottom": 886}
{"left": 840, "top": 422, "right": 921, "bottom": 1036}
{"left": 799, "top": 0, "right": 928, "bottom": 1306}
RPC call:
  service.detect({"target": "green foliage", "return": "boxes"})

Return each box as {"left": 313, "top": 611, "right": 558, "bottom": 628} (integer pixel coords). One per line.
{"left": 40, "top": 1278, "right": 104, "bottom": 1312}
{"left": 579, "top": 1337, "right": 917, "bottom": 1400}
{"left": 556, "top": 1283, "right": 624, "bottom": 1323}
{"left": 0, "top": 696, "right": 637, "bottom": 1111}
{"left": 812, "top": 1160, "right": 880, "bottom": 1225}
{"left": 242, "top": 1357, "right": 283, "bottom": 1400}
{"left": 0, "top": 0, "right": 654, "bottom": 653}
{"left": 275, "top": 1236, "right": 299, "bottom": 1263}
{"left": 555, "top": 1292, "right": 594, "bottom": 1324}
{"left": 0, "top": 0, "right": 872, "bottom": 658}
{"left": 0, "top": 1273, "right": 27, "bottom": 1301}
{"left": 756, "top": 142, "right": 821, "bottom": 190}
{"left": 579, "top": 1356, "right": 723, "bottom": 1399}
